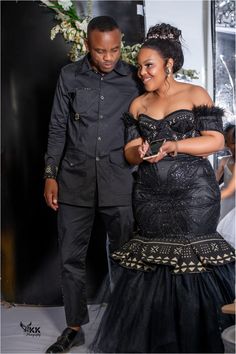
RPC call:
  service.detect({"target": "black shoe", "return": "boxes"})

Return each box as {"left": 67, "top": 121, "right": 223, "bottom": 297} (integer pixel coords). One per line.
{"left": 45, "top": 327, "right": 85, "bottom": 353}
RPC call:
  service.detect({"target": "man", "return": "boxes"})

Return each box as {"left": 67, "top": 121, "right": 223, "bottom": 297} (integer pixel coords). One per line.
{"left": 44, "top": 16, "right": 142, "bottom": 353}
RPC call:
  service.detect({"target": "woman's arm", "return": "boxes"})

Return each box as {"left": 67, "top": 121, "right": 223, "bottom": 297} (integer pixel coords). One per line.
{"left": 161, "top": 130, "right": 224, "bottom": 157}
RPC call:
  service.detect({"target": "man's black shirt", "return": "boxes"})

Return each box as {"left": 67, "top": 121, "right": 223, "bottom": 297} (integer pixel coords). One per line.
{"left": 45, "top": 55, "right": 142, "bottom": 206}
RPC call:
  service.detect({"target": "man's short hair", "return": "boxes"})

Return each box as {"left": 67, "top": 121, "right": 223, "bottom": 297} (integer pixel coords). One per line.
{"left": 87, "top": 16, "right": 120, "bottom": 35}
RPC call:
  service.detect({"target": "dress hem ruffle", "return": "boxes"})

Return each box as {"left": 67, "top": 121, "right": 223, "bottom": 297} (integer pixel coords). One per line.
{"left": 112, "top": 231, "right": 235, "bottom": 274}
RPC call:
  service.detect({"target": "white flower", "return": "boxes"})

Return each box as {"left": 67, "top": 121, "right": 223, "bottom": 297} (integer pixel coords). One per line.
{"left": 75, "top": 21, "right": 81, "bottom": 30}
{"left": 60, "top": 20, "right": 71, "bottom": 30}
{"left": 55, "top": 13, "right": 70, "bottom": 22}
{"left": 75, "top": 19, "right": 88, "bottom": 33}
{"left": 67, "top": 28, "right": 77, "bottom": 41}
{"left": 79, "top": 19, "right": 88, "bottom": 33}
{"left": 74, "top": 32, "right": 81, "bottom": 43}
{"left": 50, "top": 25, "right": 61, "bottom": 40}
{"left": 58, "top": 0, "right": 73, "bottom": 11}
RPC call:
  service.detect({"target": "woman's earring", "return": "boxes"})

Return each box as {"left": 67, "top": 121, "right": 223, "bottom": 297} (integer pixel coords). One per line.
{"left": 165, "top": 67, "right": 171, "bottom": 77}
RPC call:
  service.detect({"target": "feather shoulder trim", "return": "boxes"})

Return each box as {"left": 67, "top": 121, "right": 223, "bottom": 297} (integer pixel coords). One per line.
{"left": 192, "top": 105, "right": 224, "bottom": 118}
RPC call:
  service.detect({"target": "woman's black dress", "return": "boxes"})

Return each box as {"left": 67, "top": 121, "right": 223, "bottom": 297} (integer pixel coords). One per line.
{"left": 91, "top": 106, "right": 235, "bottom": 353}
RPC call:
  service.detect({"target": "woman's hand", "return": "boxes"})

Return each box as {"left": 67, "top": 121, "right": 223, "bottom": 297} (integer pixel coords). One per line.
{"left": 160, "top": 140, "right": 178, "bottom": 156}
{"left": 138, "top": 141, "right": 150, "bottom": 159}
{"left": 140, "top": 140, "right": 176, "bottom": 163}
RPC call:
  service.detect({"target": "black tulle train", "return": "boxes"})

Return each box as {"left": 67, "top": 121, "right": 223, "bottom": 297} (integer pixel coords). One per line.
{"left": 91, "top": 262, "right": 234, "bottom": 353}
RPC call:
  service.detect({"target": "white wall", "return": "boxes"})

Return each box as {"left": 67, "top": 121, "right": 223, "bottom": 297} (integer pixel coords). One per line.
{"left": 144, "top": 0, "right": 213, "bottom": 96}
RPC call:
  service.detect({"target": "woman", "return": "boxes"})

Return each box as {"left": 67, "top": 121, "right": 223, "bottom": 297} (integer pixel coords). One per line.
{"left": 217, "top": 168, "right": 236, "bottom": 248}
{"left": 217, "top": 123, "right": 236, "bottom": 248}
{"left": 91, "top": 23, "right": 235, "bottom": 353}
{"left": 216, "top": 123, "right": 235, "bottom": 221}
{"left": 217, "top": 124, "right": 236, "bottom": 247}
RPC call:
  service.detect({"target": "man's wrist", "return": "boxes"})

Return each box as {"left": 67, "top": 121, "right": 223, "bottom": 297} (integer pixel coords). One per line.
{"left": 44, "top": 165, "right": 58, "bottom": 179}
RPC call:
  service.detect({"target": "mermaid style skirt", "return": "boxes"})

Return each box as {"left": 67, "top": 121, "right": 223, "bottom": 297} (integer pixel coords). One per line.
{"left": 91, "top": 155, "right": 235, "bottom": 353}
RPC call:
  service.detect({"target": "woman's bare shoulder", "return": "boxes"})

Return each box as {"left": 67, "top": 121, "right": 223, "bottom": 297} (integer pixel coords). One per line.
{"left": 129, "top": 93, "right": 148, "bottom": 118}
{"left": 188, "top": 84, "right": 213, "bottom": 106}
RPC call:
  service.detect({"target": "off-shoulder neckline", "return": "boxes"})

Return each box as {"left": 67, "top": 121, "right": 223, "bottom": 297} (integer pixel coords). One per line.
{"left": 138, "top": 109, "right": 193, "bottom": 122}
{"left": 125, "top": 105, "right": 223, "bottom": 123}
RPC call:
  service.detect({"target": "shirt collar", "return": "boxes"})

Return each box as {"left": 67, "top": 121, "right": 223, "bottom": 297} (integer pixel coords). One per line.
{"left": 75, "top": 54, "right": 131, "bottom": 76}
{"left": 113, "top": 59, "right": 130, "bottom": 76}
{"left": 75, "top": 55, "right": 93, "bottom": 74}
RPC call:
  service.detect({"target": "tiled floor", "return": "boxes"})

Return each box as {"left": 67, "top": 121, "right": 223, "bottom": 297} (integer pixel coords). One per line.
{"left": 1, "top": 302, "right": 106, "bottom": 353}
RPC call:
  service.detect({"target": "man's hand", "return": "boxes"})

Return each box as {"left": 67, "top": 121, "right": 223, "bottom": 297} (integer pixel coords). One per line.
{"left": 44, "top": 179, "right": 59, "bottom": 211}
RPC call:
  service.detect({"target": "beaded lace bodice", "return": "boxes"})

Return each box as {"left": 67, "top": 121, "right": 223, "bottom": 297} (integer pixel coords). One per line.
{"left": 123, "top": 106, "right": 224, "bottom": 144}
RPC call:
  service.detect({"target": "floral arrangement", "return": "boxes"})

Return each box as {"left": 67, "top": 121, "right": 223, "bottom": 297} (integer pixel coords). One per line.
{"left": 40, "top": 0, "right": 89, "bottom": 62}
{"left": 40, "top": 0, "right": 141, "bottom": 65}
{"left": 40, "top": 0, "right": 198, "bottom": 79}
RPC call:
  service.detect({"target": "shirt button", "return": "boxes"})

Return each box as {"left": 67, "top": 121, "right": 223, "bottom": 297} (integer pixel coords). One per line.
{"left": 101, "top": 77, "right": 104, "bottom": 81}
{"left": 96, "top": 157, "right": 100, "bottom": 161}
{"left": 97, "top": 136, "right": 102, "bottom": 141}
{"left": 100, "top": 115, "right": 103, "bottom": 119}
{"left": 100, "top": 95, "right": 104, "bottom": 100}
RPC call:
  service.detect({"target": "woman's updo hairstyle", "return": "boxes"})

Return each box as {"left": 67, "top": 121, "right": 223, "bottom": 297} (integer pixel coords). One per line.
{"left": 142, "top": 23, "right": 184, "bottom": 73}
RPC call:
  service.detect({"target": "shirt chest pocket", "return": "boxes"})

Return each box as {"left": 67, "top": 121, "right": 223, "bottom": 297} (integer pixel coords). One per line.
{"left": 71, "top": 88, "right": 99, "bottom": 116}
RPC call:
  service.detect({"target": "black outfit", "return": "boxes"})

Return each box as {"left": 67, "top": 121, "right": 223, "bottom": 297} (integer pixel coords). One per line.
{"left": 44, "top": 55, "right": 142, "bottom": 326}
{"left": 91, "top": 106, "right": 235, "bottom": 353}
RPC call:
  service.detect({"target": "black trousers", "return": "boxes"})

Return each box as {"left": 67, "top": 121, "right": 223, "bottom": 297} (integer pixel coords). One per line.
{"left": 57, "top": 204, "right": 134, "bottom": 326}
